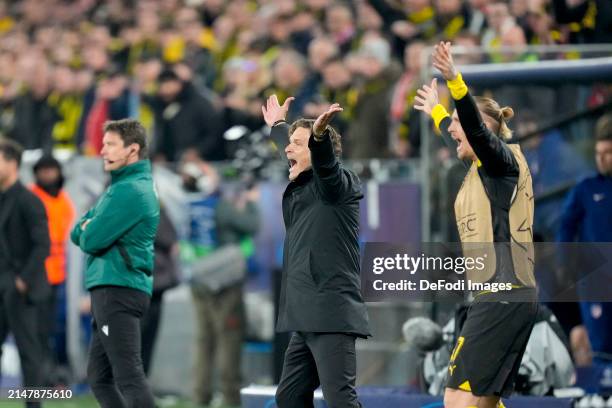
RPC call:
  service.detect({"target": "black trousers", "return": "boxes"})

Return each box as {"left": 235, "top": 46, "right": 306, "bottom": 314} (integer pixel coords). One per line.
{"left": 88, "top": 286, "right": 154, "bottom": 408}
{"left": 37, "top": 285, "right": 58, "bottom": 386}
{"left": 0, "top": 287, "right": 43, "bottom": 408}
{"left": 276, "top": 332, "right": 362, "bottom": 408}
{"left": 140, "top": 291, "right": 163, "bottom": 376}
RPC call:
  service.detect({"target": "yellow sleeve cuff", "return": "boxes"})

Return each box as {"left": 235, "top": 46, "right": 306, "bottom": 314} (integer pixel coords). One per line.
{"left": 431, "top": 104, "right": 450, "bottom": 131}
{"left": 447, "top": 72, "right": 468, "bottom": 100}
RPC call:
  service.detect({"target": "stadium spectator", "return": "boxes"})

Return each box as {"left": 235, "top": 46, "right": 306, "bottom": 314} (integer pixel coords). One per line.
{"left": 482, "top": 1, "right": 528, "bottom": 61}
{"left": 48, "top": 65, "right": 86, "bottom": 153}
{"left": 269, "top": 49, "right": 318, "bottom": 123}
{"left": 79, "top": 68, "right": 132, "bottom": 156}
{"left": 346, "top": 34, "right": 400, "bottom": 159}
{"left": 552, "top": 0, "right": 612, "bottom": 44}
{"left": 6, "top": 53, "right": 55, "bottom": 152}
{"left": 146, "top": 67, "right": 223, "bottom": 162}
{"left": 305, "top": 56, "right": 353, "bottom": 137}
{"left": 192, "top": 181, "right": 261, "bottom": 408}
{"left": 434, "top": 0, "right": 473, "bottom": 40}
{"left": 390, "top": 41, "right": 427, "bottom": 158}
{"left": 325, "top": 2, "right": 359, "bottom": 55}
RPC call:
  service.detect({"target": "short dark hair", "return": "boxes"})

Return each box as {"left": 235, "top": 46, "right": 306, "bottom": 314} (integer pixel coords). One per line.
{"left": 0, "top": 138, "right": 23, "bottom": 167}
{"left": 103, "top": 119, "right": 148, "bottom": 159}
{"left": 595, "top": 113, "right": 612, "bottom": 142}
{"left": 289, "top": 118, "right": 342, "bottom": 157}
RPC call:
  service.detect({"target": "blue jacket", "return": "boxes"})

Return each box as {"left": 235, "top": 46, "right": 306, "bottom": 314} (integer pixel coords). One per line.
{"left": 558, "top": 173, "right": 612, "bottom": 360}
{"left": 558, "top": 174, "right": 612, "bottom": 242}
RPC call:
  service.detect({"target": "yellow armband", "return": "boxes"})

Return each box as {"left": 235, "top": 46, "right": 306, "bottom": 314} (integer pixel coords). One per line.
{"left": 447, "top": 72, "right": 468, "bottom": 100}
{"left": 431, "top": 104, "right": 450, "bottom": 131}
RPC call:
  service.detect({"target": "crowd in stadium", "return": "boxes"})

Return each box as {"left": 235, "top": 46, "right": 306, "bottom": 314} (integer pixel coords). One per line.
{"left": 0, "top": 0, "right": 610, "bottom": 162}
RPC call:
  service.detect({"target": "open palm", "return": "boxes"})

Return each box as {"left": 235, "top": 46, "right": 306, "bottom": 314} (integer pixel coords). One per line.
{"left": 262, "top": 95, "right": 295, "bottom": 127}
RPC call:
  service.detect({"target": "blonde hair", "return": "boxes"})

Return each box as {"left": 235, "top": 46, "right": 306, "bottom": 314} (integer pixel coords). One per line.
{"left": 474, "top": 96, "right": 514, "bottom": 141}
{"left": 595, "top": 113, "right": 612, "bottom": 142}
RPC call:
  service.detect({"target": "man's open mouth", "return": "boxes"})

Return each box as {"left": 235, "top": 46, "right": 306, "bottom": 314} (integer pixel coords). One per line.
{"left": 288, "top": 159, "right": 297, "bottom": 169}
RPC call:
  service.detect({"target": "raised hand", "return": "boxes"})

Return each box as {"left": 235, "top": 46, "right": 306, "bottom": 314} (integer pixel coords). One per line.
{"left": 313, "top": 103, "right": 343, "bottom": 137}
{"left": 413, "top": 78, "right": 439, "bottom": 115}
{"left": 262, "top": 95, "right": 295, "bottom": 127}
{"left": 432, "top": 41, "right": 458, "bottom": 81}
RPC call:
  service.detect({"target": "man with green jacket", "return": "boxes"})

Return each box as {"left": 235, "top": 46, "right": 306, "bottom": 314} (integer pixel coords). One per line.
{"left": 71, "top": 119, "right": 159, "bottom": 408}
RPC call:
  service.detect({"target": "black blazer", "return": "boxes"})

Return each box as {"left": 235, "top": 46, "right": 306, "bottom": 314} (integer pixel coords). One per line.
{"left": 0, "top": 181, "right": 50, "bottom": 302}
{"left": 274, "top": 122, "right": 371, "bottom": 338}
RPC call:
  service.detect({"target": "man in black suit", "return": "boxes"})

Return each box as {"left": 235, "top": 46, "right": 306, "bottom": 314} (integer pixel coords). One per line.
{"left": 0, "top": 139, "right": 50, "bottom": 407}
{"left": 262, "top": 95, "right": 370, "bottom": 408}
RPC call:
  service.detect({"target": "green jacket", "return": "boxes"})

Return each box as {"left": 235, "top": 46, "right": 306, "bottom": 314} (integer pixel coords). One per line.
{"left": 71, "top": 160, "right": 160, "bottom": 295}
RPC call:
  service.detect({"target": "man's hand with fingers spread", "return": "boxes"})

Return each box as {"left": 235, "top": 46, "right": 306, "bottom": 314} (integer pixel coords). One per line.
{"left": 432, "top": 41, "right": 458, "bottom": 81}
{"left": 313, "top": 103, "right": 343, "bottom": 140}
{"left": 414, "top": 78, "right": 439, "bottom": 115}
{"left": 262, "top": 95, "right": 295, "bottom": 127}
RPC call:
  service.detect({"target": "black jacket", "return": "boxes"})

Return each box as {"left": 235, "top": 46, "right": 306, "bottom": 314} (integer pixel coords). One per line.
{"left": 152, "top": 206, "right": 180, "bottom": 294}
{"left": 273, "top": 122, "right": 370, "bottom": 337}
{"left": 0, "top": 181, "right": 50, "bottom": 301}
{"left": 8, "top": 91, "right": 57, "bottom": 152}
{"left": 149, "top": 83, "right": 223, "bottom": 161}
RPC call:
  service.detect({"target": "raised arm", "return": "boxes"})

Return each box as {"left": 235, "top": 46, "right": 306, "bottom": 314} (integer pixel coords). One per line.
{"left": 262, "top": 95, "right": 295, "bottom": 162}
{"left": 310, "top": 103, "right": 357, "bottom": 203}
{"left": 432, "top": 41, "right": 518, "bottom": 176}
{"left": 413, "top": 78, "right": 470, "bottom": 168}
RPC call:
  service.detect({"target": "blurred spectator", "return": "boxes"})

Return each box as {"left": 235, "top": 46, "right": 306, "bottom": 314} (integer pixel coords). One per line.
{"left": 466, "top": 0, "right": 491, "bottom": 36}
{"left": 389, "top": 41, "right": 427, "bottom": 158}
{"left": 368, "top": 0, "right": 437, "bottom": 57}
{"left": 174, "top": 6, "right": 217, "bottom": 89}
{"left": 305, "top": 56, "right": 353, "bottom": 136}
{"left": 558, "top": 113, "right": 612, "bottom": 365}
{"left": 78, "top": 68, "right": 132, "bottom": 156}
{"left": 147, "top": 67, "right": 223, "bottom": 162}
{"left": 6, "top": 54, "right": 55, "bottom": 152}
{"left": 452, "top": 30, "right": 485, "bottom": 65}
{"left": 48, "top": 66, "right": 86, "bottom": 153}
{"left": 128, "top": 7, "right": 163, "bottom": 69}
{"left": 30, "top": 155, "right": 76, "bottom": 386}
{"left": 141, "top": 204, "right": 180, "bottom": 376}
{"left": 520, "top": 112, "right": 591, "bottom": 239}
{"left": 220, "top": 57, "right": 267, "bottom": 132}
{"left": 346, "top": 34, "right": 400, "bottom": 159}
{"left": 434, "top": 0, "right": 473, "bottom": 40}
{"left": 357, "top": 2, "right": 384, "bottom": 32}
{"left": 552, "top": 0, "right": 612, "bottom": 44}
{"left": 172, "top": 152, "right": 239, "bottom": 406}
{"left": 301, "top": 36, "right": 341, "bottom": 118}
{"left": 192, "top": 182, "right": 260, "bottom": 408}
{"left": 482, "top": 1, "right": 528, "bottom": 61}
{"left": 307, "top": 36, "right": 340, "bottom": 79}
{"left": 0, "top": 139, "right": 50, "bottom": 408}
{"left": 269, "top": 49, "right": 317, "bottom": 122}
{"left": 525, "top": 7, "right": 565, "bottom": 45}
{"left": 325, "top": 2, "right": 359, "bottom": 55}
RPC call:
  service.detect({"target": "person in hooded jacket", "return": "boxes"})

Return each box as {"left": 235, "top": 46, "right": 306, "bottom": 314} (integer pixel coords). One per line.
{"left": 30, "top": 155, "right": 76, "bottom": 386}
